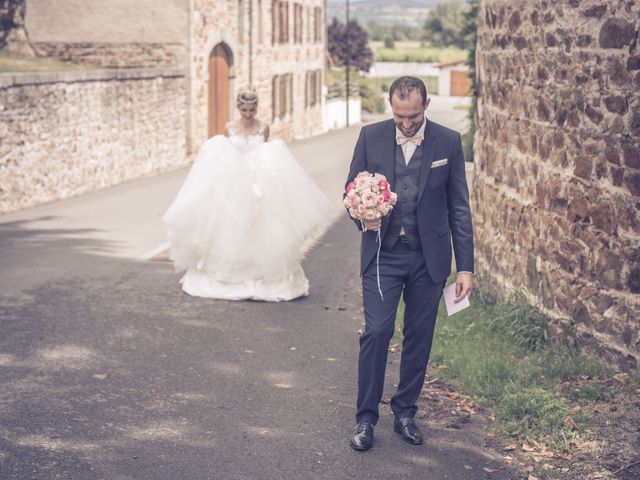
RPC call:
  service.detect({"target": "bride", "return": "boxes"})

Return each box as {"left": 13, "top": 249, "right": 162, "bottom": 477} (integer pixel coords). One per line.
{"left": 162, "top": 88, "right": 332, "bottom": 301}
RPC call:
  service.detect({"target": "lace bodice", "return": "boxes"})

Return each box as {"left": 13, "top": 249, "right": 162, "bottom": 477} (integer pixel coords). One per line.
{"left": 226, "top": 121, "right": 267, "bottom": 148}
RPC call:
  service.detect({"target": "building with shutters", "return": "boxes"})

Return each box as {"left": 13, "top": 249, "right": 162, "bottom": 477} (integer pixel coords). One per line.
{"left": 24, "top": 0, "right": 327, "bottom": 149}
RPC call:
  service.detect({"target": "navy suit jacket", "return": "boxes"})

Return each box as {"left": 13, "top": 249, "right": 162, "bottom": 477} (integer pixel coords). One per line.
{"left": 345, "top": 118, "right": 474, "bottom": 282}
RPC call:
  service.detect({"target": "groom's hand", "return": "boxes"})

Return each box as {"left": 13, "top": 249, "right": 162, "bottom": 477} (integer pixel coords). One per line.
{"left": 454, "top": 272, "right": 473, "bottom": 303}
{"left": 362, "top": 218, "right": 381, "bottom": 231}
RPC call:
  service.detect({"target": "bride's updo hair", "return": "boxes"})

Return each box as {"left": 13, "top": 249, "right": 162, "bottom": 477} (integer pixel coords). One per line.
{"left": 237, "top": 87, "right": 258, "bottom": 105}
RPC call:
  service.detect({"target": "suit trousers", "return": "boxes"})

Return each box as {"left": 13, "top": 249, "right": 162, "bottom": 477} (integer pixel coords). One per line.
{"left": 356, "top": 241, "right": 444, "bottom": 425}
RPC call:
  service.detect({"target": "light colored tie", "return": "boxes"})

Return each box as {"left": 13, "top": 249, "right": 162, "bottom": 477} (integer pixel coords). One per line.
{"left": 396, "top": 133, "right": 423, "bottom": 146}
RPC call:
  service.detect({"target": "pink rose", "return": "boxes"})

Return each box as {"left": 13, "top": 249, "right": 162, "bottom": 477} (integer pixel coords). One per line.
{"left": 348, "top": 193, "right": 359, "bottom": 208}
{"left": 346, "top": 181, "right": 356, "bottom": 193}
{"left": 355, "top": 177, "right": 368, "bottom": 191}
{"left": 389, "top": 192, "right": 398, "bottom": 205}
{"left": 382, "top": 190, "right": 391, "bottom": 202}
{"left": 363, "top": 208, "right": 378, "bottom": 221}
{"left": 378, "top": 202, "right": 391, "bottom": 216}
{"left": 357, "top": 204, "right": 366, "bottom": 215}
{"left": 361, "top": 191, "right": 377, "bottom": 208}
{"left": 378, "top": 179, "right": 389, "bottom": 190}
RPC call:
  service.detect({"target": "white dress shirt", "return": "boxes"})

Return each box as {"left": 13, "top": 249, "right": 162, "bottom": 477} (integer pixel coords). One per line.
{"left": 395, "top": 118, "right": 427, "bottom": 164}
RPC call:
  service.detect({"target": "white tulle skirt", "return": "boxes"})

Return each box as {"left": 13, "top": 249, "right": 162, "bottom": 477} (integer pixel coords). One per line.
{"left": 162, "top": 135, "right": 333, "bottom": 301}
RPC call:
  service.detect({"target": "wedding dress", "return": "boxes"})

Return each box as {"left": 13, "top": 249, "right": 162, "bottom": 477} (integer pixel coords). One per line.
{"left": 162, "top": 122, "right": 332, "bottom": 301}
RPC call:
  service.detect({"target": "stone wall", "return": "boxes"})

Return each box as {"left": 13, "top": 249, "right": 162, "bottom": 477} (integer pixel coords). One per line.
{"left": 31, "top": 43, "right": 186, "bottom": 68}
{"left": 0, "top": 68, "right": 187, "bottom": 213}
{"left": 474, "top": 0, "right": 640, "bottom": 369}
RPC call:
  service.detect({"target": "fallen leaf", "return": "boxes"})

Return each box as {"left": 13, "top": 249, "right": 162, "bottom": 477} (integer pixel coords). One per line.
{"left": 464, "top": 465, "right": 473, "bottom": 470}
{"left": 612, "top": 373, "right": 628, "bottom": 382}
{"left": 93, "top": 374, "right": 107, "bottom": 380}
{"left": 527, "top": 476, "right": 539, "bottom": 480}
{"left": 563, "top": 417, "right": 578, "bottom": 430}
{"left": 522, "top": 443, "right": 536, "bottom": 452}
{"left": 542, "top": 463, "right": 554, "bottom": 471}
{"left": 504, "top": 444, "right": 517, "bottom": 451}
{"left": 460, "top": 404, "right": 476, "bottom": 414}
{"left": 482, "top": 467, "right": 497, "bottom": 473}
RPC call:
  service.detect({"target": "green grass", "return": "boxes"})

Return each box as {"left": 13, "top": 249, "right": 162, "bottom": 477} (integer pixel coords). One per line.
{"left": 394, "top": 277, "right": 611, "bottom": 452}
{"left": 0, "top": 51, "right": 89, "bottom": 73}
{"left": 374, "top": 45, "right": 468, "bottom": 64}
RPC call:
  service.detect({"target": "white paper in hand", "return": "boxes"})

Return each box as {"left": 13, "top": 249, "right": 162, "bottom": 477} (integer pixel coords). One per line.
{"left": 443, "top": 282, "right": 470, "bottom": 316}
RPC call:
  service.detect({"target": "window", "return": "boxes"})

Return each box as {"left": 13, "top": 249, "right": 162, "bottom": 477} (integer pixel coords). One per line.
{"left": 238, "top": 0, "right": 245, "bottom": 44}
{"left": 272, "top": 1, "right": 290, "bottom": 44}
{"left": 272, "top": 74, "right": 294, "bottom": 120}
{"left": 271, "top": 0, "right": 280, "bottom": 44}
{"left": 305, "top": 69, "right": 322, "bottom": 107}
{"left": 258, "top": 0, "right": 264, "bottom": 43}
{"left": 294, "top": 4, "right": 303, "bottom": 44}
{"left": 313, "top": 6, "right": 322, "bottom": 43}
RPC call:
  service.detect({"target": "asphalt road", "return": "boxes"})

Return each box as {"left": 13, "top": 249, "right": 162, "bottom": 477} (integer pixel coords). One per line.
{"left": 0, "top": 103, "right": 516, "bottom": 479}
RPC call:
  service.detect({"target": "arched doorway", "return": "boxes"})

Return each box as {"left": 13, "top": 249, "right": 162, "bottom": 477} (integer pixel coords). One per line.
{"left": 208, "top": 43, "right": 233, "bottom": 137}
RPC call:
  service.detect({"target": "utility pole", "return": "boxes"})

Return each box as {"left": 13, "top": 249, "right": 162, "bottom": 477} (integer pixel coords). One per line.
{"left": 345, "top": 0, "right": 350, "bottom": 126}
{"left": 249, "top": 0, "right": 253, "bottom": 85}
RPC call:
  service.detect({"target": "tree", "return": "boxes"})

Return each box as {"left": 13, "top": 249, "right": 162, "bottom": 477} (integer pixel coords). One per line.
{"left": 422, "top": 0, "right": 469, "bottom": 49}
{"left": 327, "top": 17, "right": 373, "bottom": 73}
{"left": 0, "top": 0, "right": 35, "bottom": 55}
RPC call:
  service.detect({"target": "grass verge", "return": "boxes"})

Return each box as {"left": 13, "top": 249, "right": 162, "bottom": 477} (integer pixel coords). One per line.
{"left": 394, "top": 277, "right": 615, "bottom": 453}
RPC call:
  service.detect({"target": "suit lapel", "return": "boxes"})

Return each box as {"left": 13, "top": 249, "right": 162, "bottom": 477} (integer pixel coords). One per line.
{"left": 382, "top": 120, "right": 396, "bottom": 191}
{"left": 417, "top": 119, "right": 437, "bottom": 203}
{"left": 380, "top": 120, "right": 396, "bottom": 238}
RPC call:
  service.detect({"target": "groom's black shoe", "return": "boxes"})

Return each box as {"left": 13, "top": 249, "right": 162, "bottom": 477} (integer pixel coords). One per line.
{"left": 394, "top": 417, "right": 423, "bottom": 445}
{"left": 350, "top": 422, "right": 374, "bottom": 451}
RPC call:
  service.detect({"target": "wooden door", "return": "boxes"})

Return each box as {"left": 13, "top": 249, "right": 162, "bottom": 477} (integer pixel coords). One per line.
{"left": 208, "top": 44, "right": 231, "bottom": 137}
{"left": 450, "top": 70, "right": 472, "bottom": 97}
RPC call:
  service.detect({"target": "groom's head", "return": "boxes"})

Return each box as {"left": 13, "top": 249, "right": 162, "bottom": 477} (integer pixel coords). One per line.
{"left": 389, "top": 76, "right": 429, "bottom": 138}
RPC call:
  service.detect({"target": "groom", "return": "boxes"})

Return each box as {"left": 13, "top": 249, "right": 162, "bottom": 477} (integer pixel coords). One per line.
{"left": 345, "top": 76, "right": 474, "bottom": 451}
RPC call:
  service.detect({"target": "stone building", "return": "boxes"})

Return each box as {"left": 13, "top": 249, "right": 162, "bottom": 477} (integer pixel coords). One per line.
{"left": 0, "top": 0, "right": 326, "bottom": 213}
{"left": 25, "top": 0, "right": 327, "bottom": 147}
{"left": 474, "top": 0, "right": 639, "bottom": 368}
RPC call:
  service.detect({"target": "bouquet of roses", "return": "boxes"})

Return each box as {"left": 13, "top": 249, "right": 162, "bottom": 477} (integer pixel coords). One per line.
{"left": 344, "top": 171, "right": 398, "bottom": 226}
{"left": 344, "top": 172, "right": 397, "bottom": 300}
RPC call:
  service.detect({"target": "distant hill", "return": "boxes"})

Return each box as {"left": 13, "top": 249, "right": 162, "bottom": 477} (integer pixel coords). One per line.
{"left": 327, "top": 0, "right": 452, "bottom": 28}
